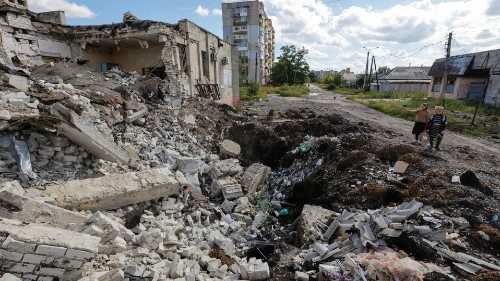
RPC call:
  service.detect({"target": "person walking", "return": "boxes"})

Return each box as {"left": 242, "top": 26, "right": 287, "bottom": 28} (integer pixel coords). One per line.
{"left": 427, "top": 106, "right": 448, "bottom": 151}
{"left": 410, "top": 103, "right": 429, "bottom": 145}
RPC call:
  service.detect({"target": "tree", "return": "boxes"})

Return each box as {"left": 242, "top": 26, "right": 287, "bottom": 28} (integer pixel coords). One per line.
{"left": 323, "top": 74, "right": 346, "bottom": 90}
{"left": 355, "top": 74, "right": 365, "bottom": 88}
{"left": 377, "top": 66, "right": 391, "bottom": 76}
{"left": 308, "top": 71, "right": 318, "bottom": 83}
{"left": 239, "top": 56, "right": 249, "bottom": 85}
{"left": 270, "top": 45, "right": 310, "bottom": 86}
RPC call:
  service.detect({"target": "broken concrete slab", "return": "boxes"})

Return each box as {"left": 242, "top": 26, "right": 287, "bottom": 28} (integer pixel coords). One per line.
{"left": 0, "top": 190, "right": 87, "bottom": 230}
{"left": 0, "top": 181, "right": 24, "bottom": 196}
{"left": 220, "top": 139, "right": 241, "bottom": 157}
{"left": 241, "top": 163, "right": 271, "bottom": 193}
{"left": 44, "top": 168, "right": 183, "bottom": 211}
{"left": 5, "top": 74, "right": 29, "bottom": 92}
{"left": 211, "top": 159, "right": 243, "bottom": 178}
{"left": 50, "top": 103, "right": 132, "bottom": 167}
{"left": 0, "top": 218, "right": 100, "bottom": 253}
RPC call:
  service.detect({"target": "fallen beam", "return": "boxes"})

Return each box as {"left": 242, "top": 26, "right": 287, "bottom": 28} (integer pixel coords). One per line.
{"left": 44, "top": 168, "right": 183, "bottom": 211}
{"left": 0, "top": 190, "right": 87, "bottom": 231}
{"left": 51, "top": 103, "right": 132, "bottom": 167}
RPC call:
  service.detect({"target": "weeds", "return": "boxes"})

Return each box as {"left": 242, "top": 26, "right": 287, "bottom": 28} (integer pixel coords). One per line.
{"left": 328, "top": 89, "right": 500, "bottom": 138}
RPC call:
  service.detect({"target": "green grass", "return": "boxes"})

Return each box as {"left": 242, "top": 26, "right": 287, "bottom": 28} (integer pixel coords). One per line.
{"left": 334, "top": 90, "right": 500, "bottom": 138}
{"left": 240, "top": 85, "right": 310, "bottom": 101}
{"left": 275, "top": 85, "right": 310, "bottom": 97}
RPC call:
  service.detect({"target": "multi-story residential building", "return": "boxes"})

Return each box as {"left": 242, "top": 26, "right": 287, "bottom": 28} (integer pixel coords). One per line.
{"left": 222, "top": 0, "right": 275, "bottom": 84}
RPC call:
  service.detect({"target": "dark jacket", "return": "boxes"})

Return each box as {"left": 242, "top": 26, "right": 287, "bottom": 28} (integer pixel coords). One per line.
{"left": 427, "top": 114, "right": 447, "bottom": 137}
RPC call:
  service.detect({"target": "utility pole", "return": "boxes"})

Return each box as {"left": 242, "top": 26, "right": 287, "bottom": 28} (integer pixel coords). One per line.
{"left": 363, "top": 46, "right": 379, "bottom": 91}
{"left": 363, "top": 51, "right": 370, "bottom": 91}
{"left": 368, "top": 56, "right": 374, "bottom": 92}
{"left": 373, "top": 56, "right": 380, "bottom": 91}
{"left": 440, "top": 32, "right": 452, "bottom": 106}
{"left": 255, "top": 50, "right": 259, "bottom": 84}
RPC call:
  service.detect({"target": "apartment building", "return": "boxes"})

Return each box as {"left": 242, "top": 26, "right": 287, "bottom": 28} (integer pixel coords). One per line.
{"left": 222, "top": 0, "right": 275, "bottom": 84}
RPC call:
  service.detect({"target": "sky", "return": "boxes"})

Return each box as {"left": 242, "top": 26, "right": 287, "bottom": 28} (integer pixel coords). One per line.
{"left": 28, "top": 0, "right": 500, "bottom": 72}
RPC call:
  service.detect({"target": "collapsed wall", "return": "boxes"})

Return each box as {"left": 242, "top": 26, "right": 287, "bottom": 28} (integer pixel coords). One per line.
{"left": 0, "top": 218, "right": 100, "bottom": 280}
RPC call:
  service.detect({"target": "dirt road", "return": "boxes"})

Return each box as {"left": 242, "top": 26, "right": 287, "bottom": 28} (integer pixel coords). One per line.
{"left": 248, "top": 85, "right": 499, "bottom": 187}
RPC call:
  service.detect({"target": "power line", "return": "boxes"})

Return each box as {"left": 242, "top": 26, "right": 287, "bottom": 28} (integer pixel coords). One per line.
{"left": 452, "top": 38, "right": 471, "bottom": 54}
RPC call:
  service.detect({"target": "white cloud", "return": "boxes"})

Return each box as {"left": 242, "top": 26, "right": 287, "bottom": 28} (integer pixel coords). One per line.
{"left": 29, "top": 0, "right": 96, "bottom": 18}
{"left": 244, "top": 0, "right": 500, "bottom": 71}
{"left": 212, "top": 8, "right": 222, "bottom": 16}
{"left": 195, "top": 5, "right": 209, "bottom": 17}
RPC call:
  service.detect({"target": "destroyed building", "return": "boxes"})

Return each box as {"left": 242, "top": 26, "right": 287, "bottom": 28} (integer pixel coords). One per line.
{"left": 0, "top": 1, "right": 239, "bottom": 105}
{"left": 0, "top": 1, "right": 499, "bottom": 281}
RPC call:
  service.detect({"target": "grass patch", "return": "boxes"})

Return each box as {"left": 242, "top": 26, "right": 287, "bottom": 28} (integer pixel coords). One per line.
{"left": 240, "top": 84, "right": 310, "bottom": 100}
{"left": 334, "top": 90, "right": 500, "bottom": 138}
{"left": 275, "top": 85, "right": 310, "bottom": 97}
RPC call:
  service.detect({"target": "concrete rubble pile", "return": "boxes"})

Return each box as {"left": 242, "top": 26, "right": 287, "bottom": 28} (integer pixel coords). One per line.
{"left": 0, "top": 59, "right": 275, "bottom": 280}
{"left": 293, "top": 200, "right": 500, "bottom": 281}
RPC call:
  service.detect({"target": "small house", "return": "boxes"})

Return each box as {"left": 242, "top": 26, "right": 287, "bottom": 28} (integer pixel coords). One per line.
{"left": 428, "top": 49, "right": 500, "bottom": 106}
{"left": 376, "top": 66, "right": 431, "bottom": 92}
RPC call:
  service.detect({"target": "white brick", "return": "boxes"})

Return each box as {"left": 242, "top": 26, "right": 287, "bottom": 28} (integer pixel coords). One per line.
{"left": 36, "top": 266, "right": 65, "bottom": 277}
{"left": 8, "top": 263, "right": 36, "bottom": 273}
{"left": 0, "top": 249, "right": 23, "bottom": 261}
{"left": 2, "top": 237, "right": 37, "bottom": 253}
{"left": 36, "top": 277, "right": 56, "bottom": 281}
{"left": 65, "top": 248, "right": 94, "bottom": 260}
{"left": 0, "top": 273, "right": 22, "bottom": 281}
{"left": 35, "top": 245, "right": 67, "bottom": 257}
{"left": 22, "top": 253, "right": 45, "bottom": 264}
{"left": 22, "top": 274, "right": 37, "bottom": 281}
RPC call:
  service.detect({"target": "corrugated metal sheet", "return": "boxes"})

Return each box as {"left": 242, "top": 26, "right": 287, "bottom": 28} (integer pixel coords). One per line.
{"left": 428, "top": 56, "right": 473, "bottom": 76}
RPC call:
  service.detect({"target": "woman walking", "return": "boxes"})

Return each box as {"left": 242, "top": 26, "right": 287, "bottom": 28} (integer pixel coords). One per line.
{"left": 410, "top": 103, "right": 429, "bottom": 145}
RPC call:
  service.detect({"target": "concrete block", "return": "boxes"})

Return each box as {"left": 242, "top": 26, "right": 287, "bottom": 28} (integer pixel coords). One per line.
{"left": 176, "top": 157, "right": 208, "bottom": 174}
{"left": 5, "top": 74, "right": 29, "bottom": 92}
{"left": 36, "top": 266, "right": 65, "bottom": 277}
{"left": 35, "top": 245, "right": 67, "bottom": 257}
{"left": 211, "top": 159, "right": 243, "bottom": 178}
{"left": 6, "top": 263, "right": 36, "bottom": 273}
{"left": 21, "top": 275, "right": 37, "bottom": 281}
{"left": 211, "top": 176, "right": 237, "bottom": 198}
{"left": 222, "top": 184, "right": 244, "bottom": 201}
{"left": 44, "top": 168, "right": 182, "bottom": 211}
{"left": 124, "top": 265, "right": 144, "bottom": 277}
{"left": 2, "top": 237, "right": 36, "bottom": 253}
{"left": 220, "top": 140, "right": 241, "bottom": 157}
{"left": 65, "top": 249, "right": 94, "bottom": 260}
{"left": 22, "top": 253, "right": 45, "bottom": 264}
{"left": 0, "top": 273, "right": 22, "bottom": 281}
{"left": 1, "top": 249, "right": 23, "bottom": 261}
{"left": 241, "top": 163, "right": 271, "bottom": 193}
{"left": 0, "top": 190, "right": 87, "bottom": 230}
{"left": 0, "top": 218, "right": 100, "bottom": 254}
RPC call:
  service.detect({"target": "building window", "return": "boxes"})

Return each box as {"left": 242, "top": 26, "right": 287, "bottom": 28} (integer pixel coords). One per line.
{"left": 201, "top": 51, "right": 209, "bottom": 78}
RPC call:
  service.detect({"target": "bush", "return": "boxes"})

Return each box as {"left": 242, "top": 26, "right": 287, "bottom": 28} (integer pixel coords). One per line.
{"left": 248, "top": 82, "right": 260, "bottom": 97}
{"left": 240, "top": 82, "right": 264, "bottom": 101}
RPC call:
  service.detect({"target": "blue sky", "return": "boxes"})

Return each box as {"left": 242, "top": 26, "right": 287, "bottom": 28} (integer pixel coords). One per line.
{"left": 29, "top": 0, "right": 500, "bottom": 72}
